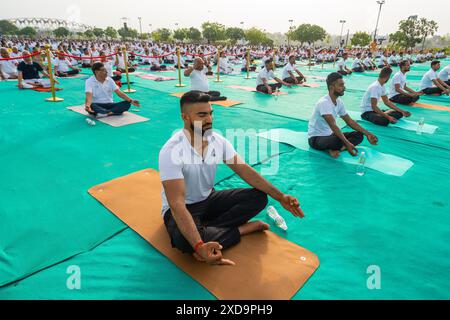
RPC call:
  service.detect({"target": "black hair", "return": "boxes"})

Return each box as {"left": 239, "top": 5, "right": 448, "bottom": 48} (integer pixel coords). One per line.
{"left": 326, "top": 72, "right": 343, "bottom": 89}
{"left": 92, "top": 62, "right": 104, "bottom": 74}
{"left": 431, "top": 60, "right": 440, "bottom": 67}
{"left": 180, "top": 91, "right": 211, "bottom": 110}
{"left": 399, "top": 60, "right": 409, "bottom": 68}
{"left": 265, "top": 58, "right": 273, "bottom": 65}
{"left": 379, "top": 67, "right": 393, "bottom": 79}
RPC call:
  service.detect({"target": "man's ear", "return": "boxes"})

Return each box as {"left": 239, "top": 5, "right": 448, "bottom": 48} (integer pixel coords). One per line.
{"left": 181, "top": 112, "right": 189, "bottom": 122}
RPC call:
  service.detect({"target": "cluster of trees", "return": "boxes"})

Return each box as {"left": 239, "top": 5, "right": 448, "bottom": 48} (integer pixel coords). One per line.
{"left": 1, "top": 18, "right": 445, "bottom": 49}
{"left": 389, "top": 16, "right": 438, "bottom": 50}
{"left": 286, "top": 24, "right": 327, "bottom": 46}
{"left": 0, "top": 20, "right": 37, "bottom": 36}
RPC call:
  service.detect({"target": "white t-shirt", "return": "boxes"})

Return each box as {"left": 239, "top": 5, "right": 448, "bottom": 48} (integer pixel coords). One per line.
{"left": 337, "top": 58, "right": 346, "bottom": 70}
{"left": 256, "top": 67, "right": 275, "bottom": 86}
{"left": 363, "top": 57, "right": 372, "bottom": 67}
{"left": 389, "top": 71, "right": 407, "bottom": 98}
{"left": 361, "top": 80, "right": 387, "bottom": 113}
{"left": 420, "top": 69, "right": 438, "bottom": 90}
{"left": 54, "top": 58, "right": 71, "bottom": 73}
{"left": 85, "top": 76, "right": 118, "bottom": 104}
{"left": 352, "top": 58, "right": 362, "bottom": 69}
{"left": 438, "top": 65, "right": 450, "bottom": 81}
{"left": 0, "top": 60, "right": 18, "bottom": 74}
{"left": 282, "top": 63, "right": 296, "bottom": 79}
{"left": 159, "top": 130, "right": 237, "bottom": 215}
{"left": 377, "top": 56, "right": 387, "bottom": 66}
{"left": 190, "top": 67, "right": 209, "bottom": 92}
{"left": 308, "top": 94, "right": 347, "bottom": 138}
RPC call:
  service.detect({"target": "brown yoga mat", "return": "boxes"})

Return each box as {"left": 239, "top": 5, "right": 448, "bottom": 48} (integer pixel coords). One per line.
{"left": 88, "top": 169, "right": 320, "bottom": 300}
{"left": 171, "top": 92, "right": 243, "bottom": 107}
{"left": 226, "top": 85, "right": 289, "bottom": 95}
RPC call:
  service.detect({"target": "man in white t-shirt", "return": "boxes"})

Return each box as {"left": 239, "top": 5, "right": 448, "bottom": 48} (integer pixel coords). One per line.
{"left": 337, "top": 52, "right": 352, "bottom": 76}
{"left": 308, "top": 72, "right": 378, "bottom": 158}
{"left": 218, "top": 52, "right": 233, "bottom": 74}
{"left": 438, "top": 65, "right": 450, "bottom": 86}
{"left": 389, "top": 60, "right": 423, "bottom": 105}
{"left": 256, "top": 59, "right": 292, "bottom": 94}
{"left": 377, "top": 51, "right": 389, "bottom": 68}
{"left": 115, "top": 49, "right": 136, "bottom": 73}
{"left": 388, "top": 51, "right": 399, "bottom": 67}
{"left": 0, "top": 48, "right": 19, "bottom": 80}
{"left": 282, "top": 55, "right": 306, "bottom": 84}
{"left": 184, "top": 57, "right": 227, "bottom": 101}
{"left": 420, "top": 61, "right": 450, "bottom": 95}
{"left": 363, "top": 53, "right": 377, "bottom": 71}
{"left": 351, "top": 53, "right": 365, "bottom": 73}
{"left": 84, "top": 62, "right": 140, "bottom": 117}
{"left": 360, "top": 67, "right": 411, "bottom": 126}
{"left": 159, "top": 91, "right": 304, "bottom": 265}
{"left": 54, "top": 52, "right": 80, "bottom": 77}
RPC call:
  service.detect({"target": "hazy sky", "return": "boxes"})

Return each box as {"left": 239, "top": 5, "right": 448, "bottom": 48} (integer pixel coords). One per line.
{"left": 1, "top": 0, "right": 449, "bottom": 36}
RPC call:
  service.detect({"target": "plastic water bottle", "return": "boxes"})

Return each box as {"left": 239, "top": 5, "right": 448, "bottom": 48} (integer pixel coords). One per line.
{"left": 86, "top": 118, "right": 96, "bottom": 126}
{"left": 356, "top": 152, "right": 366, "bottom": 176}
{"left": 267, "top": 206, "right": 288, "bottom": 231}
{"left": 416, "top": 117, "right": 425, "bottom": 135}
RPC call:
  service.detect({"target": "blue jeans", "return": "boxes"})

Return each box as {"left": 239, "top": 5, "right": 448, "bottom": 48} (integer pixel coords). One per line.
{"left": 90, "top": 101, "right": 131, "bottom": 116}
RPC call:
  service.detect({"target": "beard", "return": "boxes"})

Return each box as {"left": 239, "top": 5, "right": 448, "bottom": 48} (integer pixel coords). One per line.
{"left": 190, "top": 122, "right": 213, "bottom": 136}
{"left": 334, "top": 90, "right": 345, "bottom": 97}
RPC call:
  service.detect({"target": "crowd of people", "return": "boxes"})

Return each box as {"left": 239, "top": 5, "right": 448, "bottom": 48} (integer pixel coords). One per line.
{"left": 1, "top": 35, "right": 449, "bottom": 265}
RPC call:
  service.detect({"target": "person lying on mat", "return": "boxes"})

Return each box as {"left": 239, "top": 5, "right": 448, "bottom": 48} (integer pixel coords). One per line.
{"left": 84, "top": 62, "right": 140, "bottom": 117}
{"left": 54, "top": 52, "right": 80, "bottom": 77}
{"left": 389, "top": 61, "right": 423, "bottom": 105}
{"left": 438, "top": 64, "right": 450, "bottom": 86}
{"left": 256, "top": 59, "right": 292, "bottom": 94}
{"left": 337, "top": 53, "right": 352, "bottom": 76}
{"left": 308, "top": 72, "right": 378, "bottom": 159}
{"left": 0, "top": 47, "right": 19, "bottom": 80}
{"left": 360, "top": 67, "right": 411, "bottom": 127}
{"left": 282, "top": 55, "right": 306, "bottom": 85}
{"left": 420, "top": 61, "right": 450, "bottom": 96}
{"left": 17, "top": 50, "right": 53, "bottom": 89}
{"left": 159, "top": 91, "right": 305, "bottom": 266}
{"left": 184, "top": 57, "right": 227, "bottom": 102}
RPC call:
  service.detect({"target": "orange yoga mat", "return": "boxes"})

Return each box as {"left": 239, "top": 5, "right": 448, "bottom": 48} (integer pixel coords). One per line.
{"left": 88, "top": 169, "right": 320, "bottom": 300}
{"left": 171, "top": 92, "right": 243, "bottom": 107}
{"left": 411, "top": 102, "right": 450, "bottom": 112}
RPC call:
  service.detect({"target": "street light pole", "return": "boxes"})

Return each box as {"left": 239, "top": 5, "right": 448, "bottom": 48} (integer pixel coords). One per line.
{"left": 288, "top": 19, "right": 293, "bottom": 47}
{"left": 339, "top": 20, "right": 346, "bottom": 47}
{"left": 138, "top": 17, "right": 142, "bottom": 36}
{"left": 373, "top": 0, "right": 385, "bottom": 42}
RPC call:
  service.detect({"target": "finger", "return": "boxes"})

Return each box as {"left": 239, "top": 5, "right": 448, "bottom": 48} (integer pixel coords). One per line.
{"left": 215, "top": 259, "right": 236, "bottom": 266}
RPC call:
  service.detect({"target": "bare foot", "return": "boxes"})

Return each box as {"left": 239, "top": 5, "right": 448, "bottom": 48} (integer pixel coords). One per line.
{"left": 328, "top": 150, "right": 341, "bottom": 158}
{"left": 239, "top": 221, "right": 270, "bottom": 236}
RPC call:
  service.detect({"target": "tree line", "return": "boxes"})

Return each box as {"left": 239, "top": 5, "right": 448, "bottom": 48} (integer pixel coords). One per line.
{"left": 0, "top": 17, "right": 443, "bottom": 50}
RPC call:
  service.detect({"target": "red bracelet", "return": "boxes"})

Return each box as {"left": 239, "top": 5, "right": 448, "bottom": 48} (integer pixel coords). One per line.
{"left": 194, "top": 241, "right": 204, "bottom": 253}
